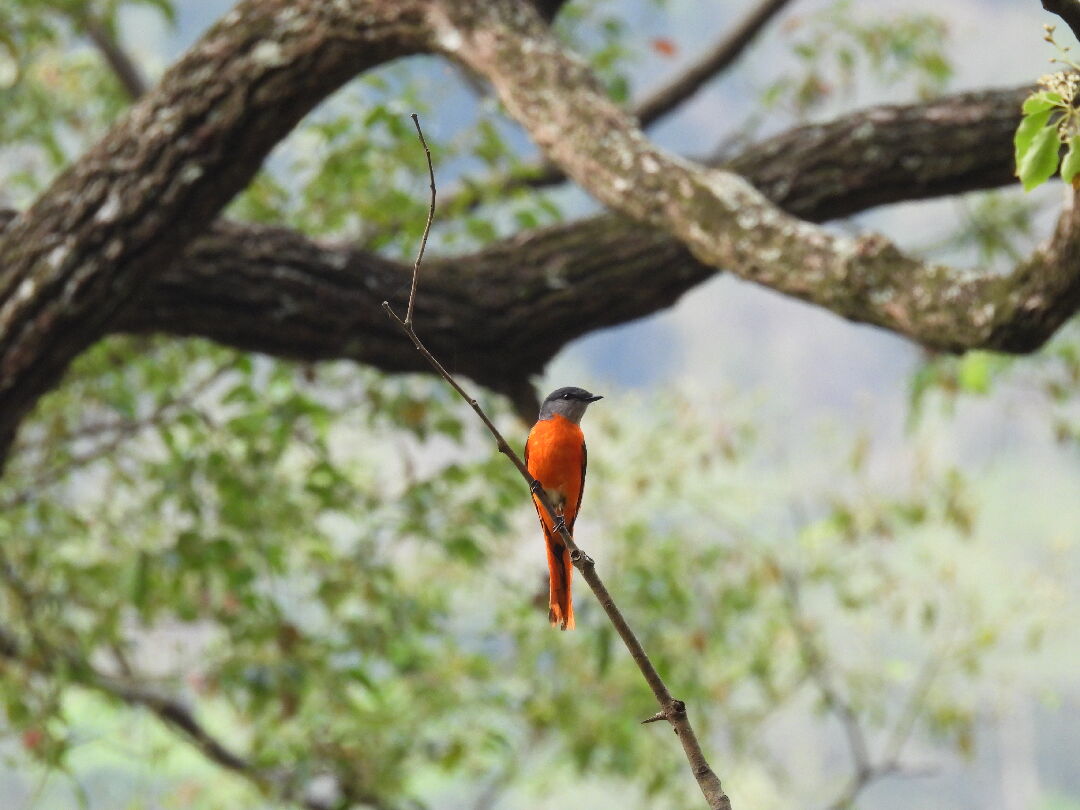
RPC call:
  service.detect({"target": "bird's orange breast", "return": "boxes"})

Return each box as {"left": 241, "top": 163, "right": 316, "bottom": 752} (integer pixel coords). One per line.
{"left": 526, "top": 414, "right": 585, "bottom": 520}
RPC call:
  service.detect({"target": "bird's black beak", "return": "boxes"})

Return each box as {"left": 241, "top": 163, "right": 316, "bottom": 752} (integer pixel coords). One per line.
{"left": 586, "top": 394, "right": 603, "bottom": 402}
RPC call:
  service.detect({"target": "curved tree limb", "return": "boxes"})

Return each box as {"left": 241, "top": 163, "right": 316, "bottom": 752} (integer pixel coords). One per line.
{"left": 438, "top": 0, "right": 796, "bottom": 210}
{"left": 432, "top": 1, "right": 1078, "bottom": 354}
{"left": 0, "top": 0, "right": 1071, "bottom": 464}
{"left": 98, "top": 85, "right": 1076, "bottom": 382}
{"left": 720, "top": 85, "right": 1029, "bottom": 222}
{"left": 118, "top": 85, "right": 1047, "bottom": 380}
{"left": 0, "top": 85, "right": 1037, "bottom": 420}
{"left": 0, "top": 0, "right": 430, "bottom": 461}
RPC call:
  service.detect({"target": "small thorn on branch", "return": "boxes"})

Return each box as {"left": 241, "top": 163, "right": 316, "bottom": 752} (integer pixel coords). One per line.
{"left": 642, "top": 699, "right": 686, "bottom": 725}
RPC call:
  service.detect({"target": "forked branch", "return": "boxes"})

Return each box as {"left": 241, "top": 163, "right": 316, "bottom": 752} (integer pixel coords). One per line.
{"left": 381, "top": 117, "right": 731, "bottom": 810}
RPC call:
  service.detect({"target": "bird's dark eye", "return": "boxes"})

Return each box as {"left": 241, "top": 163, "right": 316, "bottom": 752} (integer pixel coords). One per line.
{"left": 562, "top": 393, "right": 572, "bottom": 399}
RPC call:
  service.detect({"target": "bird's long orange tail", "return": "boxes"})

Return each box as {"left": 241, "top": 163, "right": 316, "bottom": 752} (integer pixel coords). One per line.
{"left": 544, "top": 532, "right": 575, "bottom": 630}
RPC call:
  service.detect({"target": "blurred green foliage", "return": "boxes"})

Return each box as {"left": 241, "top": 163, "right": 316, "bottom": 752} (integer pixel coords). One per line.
{"left": 0, "top": 2, "right": 1078, "bottom": 810}
{"left": 760, "top": 0, "right": 952, "bottom": 118}
{"left": 8, "top": 335, "right": 1064, "bottom": 809}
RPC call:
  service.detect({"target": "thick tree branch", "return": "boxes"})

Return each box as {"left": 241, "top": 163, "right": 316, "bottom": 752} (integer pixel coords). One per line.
{"left": 634, "top": 0, "right": 796, "bottom": 126}
{"left": 433, "top": 2, "right": 1079, "bottom": 358}
{"left": 0, "top": 84, "right": 1050, "bottom": 427}
{"left": 721, "top": 86, "right": 1029, "bottom": 222}
{"left": 0, "top": 0, "right": 429, "bottom": 461}
{"left": 0, "top": 0, "right": 1069, "bottom": 465}
{"left": 438, "top": 0, "right": 796, "bottom": 209}
{"left": 112, "top": 86, "right": 1072, "bottom": 367}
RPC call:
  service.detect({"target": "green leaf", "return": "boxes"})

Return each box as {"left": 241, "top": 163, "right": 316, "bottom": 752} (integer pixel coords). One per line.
{"left": 1063, "top": 134, "right": 1080, "bottom": 184}
{"left": 1017, "top": 118, "right": 1061, "bottom": 191}
{"left": 1021, "top": 91, "right": 1062, "bottom": 115}
{"left": 1014, "top": 107, "right": 1053, "bottom": 164}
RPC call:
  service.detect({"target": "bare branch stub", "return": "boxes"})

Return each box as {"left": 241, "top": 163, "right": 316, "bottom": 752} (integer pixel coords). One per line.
{"left": 381, "top": 116, "right": 732, "bottom": 810}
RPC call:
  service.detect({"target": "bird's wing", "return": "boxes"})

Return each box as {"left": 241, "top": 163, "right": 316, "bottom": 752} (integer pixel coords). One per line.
{"left": 569, "top": 441, "right": 586, "bottom": 533}
{"left": 524, "top": 433, "right": 547, "bottom": 529}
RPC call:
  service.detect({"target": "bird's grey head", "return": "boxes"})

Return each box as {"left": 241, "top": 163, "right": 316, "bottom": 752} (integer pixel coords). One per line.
{"left": 538, "top": 386, "right": 603, "bottom": 424}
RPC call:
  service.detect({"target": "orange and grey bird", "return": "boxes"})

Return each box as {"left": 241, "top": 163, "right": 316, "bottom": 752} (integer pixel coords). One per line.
{"left": 524, "top": 386, "right": 603, "bottom": 630}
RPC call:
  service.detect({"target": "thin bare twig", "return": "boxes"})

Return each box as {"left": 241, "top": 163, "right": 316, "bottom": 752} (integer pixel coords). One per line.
{"left": 406, "top": 113, "right": 435, "bottom": 327}
{"left": 381, "top": 115, "right": 731, "bottom": 810}
{"left": 879, "top": 652, "right": 943, "bottom": 766}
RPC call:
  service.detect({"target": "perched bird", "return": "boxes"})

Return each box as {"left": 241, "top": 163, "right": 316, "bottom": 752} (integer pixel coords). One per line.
{"left": 524, "top": 386, "right": 603, "bottom": 630}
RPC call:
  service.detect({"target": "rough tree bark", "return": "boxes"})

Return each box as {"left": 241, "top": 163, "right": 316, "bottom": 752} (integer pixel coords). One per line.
{"left": 0, "top": 0, "right": 1075, "bottom": 460}
{"left": 0, "top": 0, "right": 429, "bottom": 459}
{"left": 0, "top": 84, "right": 1044, "bottom": 419}
{"left": 436, "top": 1, "right": 1080, "bottom": 355}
